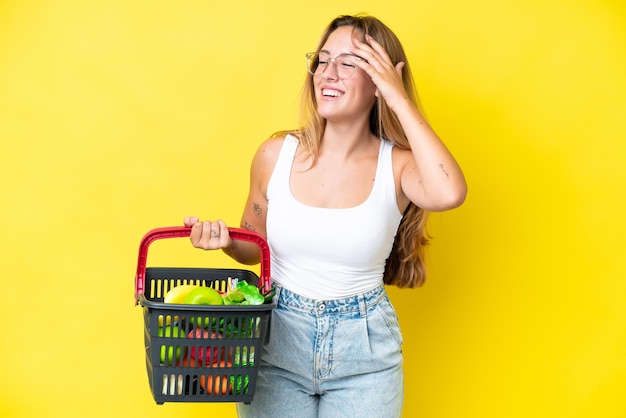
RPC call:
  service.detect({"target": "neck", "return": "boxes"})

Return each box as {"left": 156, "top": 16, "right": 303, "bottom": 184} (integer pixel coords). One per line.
{"left": 320, "top": 122, "right": 378, "bottom": 160}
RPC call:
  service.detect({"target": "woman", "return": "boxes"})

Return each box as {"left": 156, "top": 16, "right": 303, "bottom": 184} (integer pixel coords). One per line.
{"left": 185, "top": 14, "right": 467, "bottom": 418}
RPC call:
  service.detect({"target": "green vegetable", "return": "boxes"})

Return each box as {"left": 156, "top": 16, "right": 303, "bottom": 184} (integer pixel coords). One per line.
{"left": 222, "top": 281, "right": 265, "bottom": 306}
{"left": 230, "top": 346, "right": 254, "bottom": 394}
{"left": 216, "top": 317, "right": 258, "bottom": 338}
{"left": 262, "top": 287, "right": 275, "bottom": 304}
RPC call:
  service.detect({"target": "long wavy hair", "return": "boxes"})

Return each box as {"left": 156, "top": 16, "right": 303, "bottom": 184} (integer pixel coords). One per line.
{"left": 274, "top": 14, "right": 430, "bottom": 288}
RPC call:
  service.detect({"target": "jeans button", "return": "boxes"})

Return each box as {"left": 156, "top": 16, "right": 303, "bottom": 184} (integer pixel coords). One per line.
{"left": 317, "top": 303, "right": 325, "bottom": 312}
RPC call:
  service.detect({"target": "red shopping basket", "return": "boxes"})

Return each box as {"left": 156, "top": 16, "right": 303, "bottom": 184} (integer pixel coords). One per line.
{"left": 134, "top": 226, "right": 275, "bottom": 404}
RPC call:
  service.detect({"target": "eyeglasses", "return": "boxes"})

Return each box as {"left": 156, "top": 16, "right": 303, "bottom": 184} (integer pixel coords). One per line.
{"left": 305, "top": 52, "right": 365, "bottom": 79}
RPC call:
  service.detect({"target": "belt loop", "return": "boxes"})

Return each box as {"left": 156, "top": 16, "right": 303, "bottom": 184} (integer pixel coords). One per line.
{"left": 275, "top": 284, "right": 282, "bottom": 303}
{"left": 358, "top": 293, "right": 367, "bottom": 317}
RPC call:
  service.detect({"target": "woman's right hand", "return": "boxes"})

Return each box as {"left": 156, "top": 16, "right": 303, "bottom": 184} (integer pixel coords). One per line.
{"left": 183, "top": 216, "right": 232, "bottom": 250}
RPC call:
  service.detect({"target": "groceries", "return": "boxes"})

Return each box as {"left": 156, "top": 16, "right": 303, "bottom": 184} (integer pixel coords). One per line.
{"left": 136, "top": 226, "right": 274, "bottom": 403}
{"left": 153, "top": 278, "right": 274, "bottom": 397}
{"left": 163, "top": 278, "right": 274, "bottom": 307}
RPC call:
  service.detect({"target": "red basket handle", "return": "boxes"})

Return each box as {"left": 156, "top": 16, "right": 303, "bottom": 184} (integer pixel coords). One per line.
{"left": 134, "top": 226, "right": 271, "bottom": 305}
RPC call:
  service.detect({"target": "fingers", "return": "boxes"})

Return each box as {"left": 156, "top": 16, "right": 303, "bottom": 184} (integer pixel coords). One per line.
{"left": 351, "top": 38, "right": 403, "bottom": 84}
{"left": 395, "top": 61, "right": 405, "bottom": 77}
{"left": 188, "top": 219, "right": 232, "bottom": 250}
{"left": 350, "top": 35, "right": 408, "bottom": 107}
{"left": 351, "top": 35, "right": 393, "bottom": 68}
{"left": 183, "top": 216, "right": 199, "bottom": 227}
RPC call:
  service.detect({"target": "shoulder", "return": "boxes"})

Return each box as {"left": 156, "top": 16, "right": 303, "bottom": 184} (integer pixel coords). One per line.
{"left": 250, "top": 134, "right": 292, "bottom": 185}
{"left": 261, "top": 134, "right": 290, "bottom": 152}
{"left": 253, "top": 135, "right": 288, "bottom": 165}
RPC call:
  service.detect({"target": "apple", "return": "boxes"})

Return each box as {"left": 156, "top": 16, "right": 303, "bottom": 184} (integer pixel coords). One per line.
{"left": 158, "top": 325, "right": 186, "bottom": 365}
{"left": 183, "top": 287, "right": 224, "bottom": 305}
{"left": 187, "top": 314, "right": 213, "bottom": 329}
{"left": 187, "top": 328, "right": 231, "bottom": 366}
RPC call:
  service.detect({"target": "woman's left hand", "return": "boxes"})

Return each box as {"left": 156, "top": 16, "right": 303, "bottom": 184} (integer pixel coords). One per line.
{"left": 350, "top": 35, "right": 409, "bottom": 111}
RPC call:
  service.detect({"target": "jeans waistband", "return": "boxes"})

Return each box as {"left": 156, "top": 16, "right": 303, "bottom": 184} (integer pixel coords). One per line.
{"left": 275, "top": 284, "right": 386, "bottom": 316}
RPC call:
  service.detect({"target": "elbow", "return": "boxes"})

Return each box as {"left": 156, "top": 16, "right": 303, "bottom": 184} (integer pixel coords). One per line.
{"left": 428, "top": 185, "right": 467, "bottom": 212}
{"left": 449, "top": 188, "right": 467, "bottom": 209}
{"left": 452, "top": 182, "right": 468, "bottom": 206}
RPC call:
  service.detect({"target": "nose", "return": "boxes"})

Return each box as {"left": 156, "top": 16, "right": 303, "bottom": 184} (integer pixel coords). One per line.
{"left": 320, "top": 59, "right": 339, "bottom": 80}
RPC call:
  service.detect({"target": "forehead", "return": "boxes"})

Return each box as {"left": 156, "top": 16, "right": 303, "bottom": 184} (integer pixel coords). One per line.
{"left": 321, "top": 26, "right": 363, "bottom": 53}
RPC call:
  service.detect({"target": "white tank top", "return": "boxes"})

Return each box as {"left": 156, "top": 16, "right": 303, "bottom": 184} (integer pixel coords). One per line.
{"left": 266, "top": 134, "right": 403, "bottom": 299}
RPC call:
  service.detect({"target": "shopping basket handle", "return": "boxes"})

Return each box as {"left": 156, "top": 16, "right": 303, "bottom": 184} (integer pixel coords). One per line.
{"left": 134, "top": 226, "right": 271, "bottom": 305}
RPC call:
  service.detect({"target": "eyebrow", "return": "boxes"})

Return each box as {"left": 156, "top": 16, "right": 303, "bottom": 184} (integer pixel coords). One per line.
{"left": 318, "top": 49, "right": 362, "bottom": 59}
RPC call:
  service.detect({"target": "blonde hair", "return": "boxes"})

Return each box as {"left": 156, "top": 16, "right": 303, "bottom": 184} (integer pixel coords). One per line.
{"left": 274, "top": 14, "right": 430, "bottom": 288}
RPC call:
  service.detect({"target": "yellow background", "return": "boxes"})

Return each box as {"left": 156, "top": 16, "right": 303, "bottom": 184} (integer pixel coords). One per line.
{"left": 1, "top": 0, "right": 625, "bottom": 417}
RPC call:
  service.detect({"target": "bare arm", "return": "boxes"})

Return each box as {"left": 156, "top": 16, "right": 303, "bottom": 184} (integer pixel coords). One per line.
{"left": 394, "top": 102, "right": 467, "bottom": 211}
{"left": 184, "top": 136, "right": 282, "bottom": 264}
{"left": 352, "top": 36, "right": 467, "bottom": 211}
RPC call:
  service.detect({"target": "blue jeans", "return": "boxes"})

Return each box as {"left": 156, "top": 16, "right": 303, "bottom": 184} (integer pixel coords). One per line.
{"left": 237, "top": 284, "right": 404, "bottom": 418}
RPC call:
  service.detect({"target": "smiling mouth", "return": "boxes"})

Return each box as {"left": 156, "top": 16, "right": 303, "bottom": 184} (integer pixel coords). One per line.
{"left": 322, "top": 89, "right": 343, "bottom": 97}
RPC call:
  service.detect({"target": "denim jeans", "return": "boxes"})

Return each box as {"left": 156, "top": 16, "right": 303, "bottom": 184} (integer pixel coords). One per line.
{"left": 237, "top": 284, "right": 404, "bottom": 418}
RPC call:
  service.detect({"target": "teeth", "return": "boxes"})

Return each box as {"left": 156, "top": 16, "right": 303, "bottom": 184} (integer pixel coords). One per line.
{"left": 322, "top": 89, "right": 342, "bottom": 97}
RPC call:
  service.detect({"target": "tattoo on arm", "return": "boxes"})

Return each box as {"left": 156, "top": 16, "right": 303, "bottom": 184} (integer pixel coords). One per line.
{"left": 253, "top": 203, "right": 263, "bottom": 218}
{"left": 439, "top": 163, "right": 449, "bottom": 178}
{"left": 243, "top": 220, "right": 256, "bottom": 231}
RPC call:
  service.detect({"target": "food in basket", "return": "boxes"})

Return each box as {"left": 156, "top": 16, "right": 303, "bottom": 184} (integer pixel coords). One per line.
{"left": 158, "top": 325, "right": 187, "bottom": 365}
{"left": 197, "top": 360, "right": 233, "bottom": 395}
{"left": 163, "top": 284, "right": 199, "bottom": 304}
{"left": 181, "top": 357, "right": 233, "bottom": 395}
{"left": 222, "top": 280, "right": 265, "bottom": 305}
{"left": 184, "top": 287, "right": 224, "bottom": 305}
{"left": 187, "top": 313, "right": 213, "bottom": 329}
{"left": 161, "top": 373, "right": 185, "bottom": 396}
{"left": 187, "top": 328, "right": 232, "bottom": 366}
{"left": 157, "top": 313, "right": 180, "bottom": 327}
{"left": 231, "top": 346, "right": 254, "bottom": 394}
{"left": 200, "top": 372, "right": 231, "bottom": 394}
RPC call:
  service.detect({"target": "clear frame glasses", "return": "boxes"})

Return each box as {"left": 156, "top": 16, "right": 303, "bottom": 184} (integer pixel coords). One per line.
{"left": 305, "top": 52, "right": 365, "bottom": 79}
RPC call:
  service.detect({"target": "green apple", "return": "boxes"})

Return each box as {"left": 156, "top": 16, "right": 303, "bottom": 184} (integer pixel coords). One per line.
{"left": 183, "top": 286, "right": 224, "bottom": 305}
{"left": 188, "top": 314, "right": 214, "bottom": 329}
{"left": 158, "top": 325, "right": 186, "bottom": 365}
